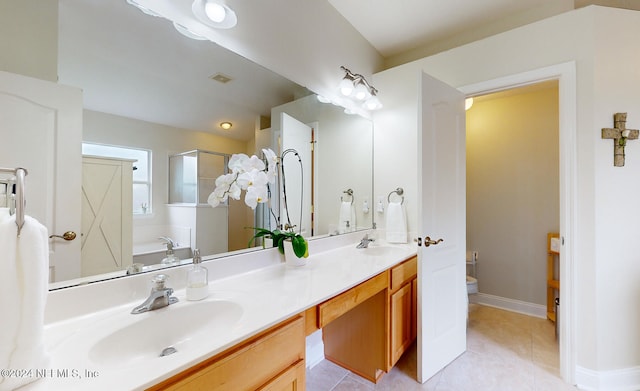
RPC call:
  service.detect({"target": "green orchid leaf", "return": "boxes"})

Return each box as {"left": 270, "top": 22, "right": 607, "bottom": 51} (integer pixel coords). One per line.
{"left": 292, "top": 235, "right": 307, "bottom": 258}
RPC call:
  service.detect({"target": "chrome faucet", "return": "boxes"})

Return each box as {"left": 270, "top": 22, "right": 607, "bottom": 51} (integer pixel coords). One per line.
{"left": 158, "top": 236, "right": 178, "bottom": 248}
{"left": 131, "top": 274, "right": 179, "bottom": 314}
{"left": 356, "top": 234, "right": 375, "bottom": 249}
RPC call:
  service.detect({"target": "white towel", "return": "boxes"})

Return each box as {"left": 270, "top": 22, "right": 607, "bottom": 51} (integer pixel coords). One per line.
{"left": 0, "top": 210, "right": 50, "bottom": 390}
{"left": 385, "top": 201, "right": 407, "bottom": 243}
{"left": 338, "top": 201, "right": 354, "bottom": 234}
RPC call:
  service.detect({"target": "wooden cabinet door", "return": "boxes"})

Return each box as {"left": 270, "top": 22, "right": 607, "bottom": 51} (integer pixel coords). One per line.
{"left": 390, "top": 283, "right": 413, "bottom": 366}
{"left": 149, "top": 316, "right": 304, "bottom": 391}
{"left": 257, "top": 360, "right": 305, "bottom": 391}
{"left": 411, "top": 278, "right": 418, "bottom": 341}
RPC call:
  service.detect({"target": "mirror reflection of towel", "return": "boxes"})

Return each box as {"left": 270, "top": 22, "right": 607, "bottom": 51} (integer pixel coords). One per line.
{"left": 338, "top": 201, "right": 355, "bottom": 234}
{"left": 386, "top": 201, "right": 407, "bottom": 243}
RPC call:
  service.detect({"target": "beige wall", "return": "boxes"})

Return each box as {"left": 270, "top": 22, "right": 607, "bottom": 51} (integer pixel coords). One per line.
{"left": 466, "top": 85, "right": 559, "bottom": 306}
{"left": 0, "top": 0, "right": 58, "bottom": 82}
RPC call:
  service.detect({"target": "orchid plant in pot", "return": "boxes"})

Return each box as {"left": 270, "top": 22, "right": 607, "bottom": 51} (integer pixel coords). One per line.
{"left": 207, "top": 148, "right": 309, "bottom": 261}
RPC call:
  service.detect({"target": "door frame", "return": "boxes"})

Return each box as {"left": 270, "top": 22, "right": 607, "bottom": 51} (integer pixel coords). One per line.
{"left": 459, "top": 61, "right": 577, "bottom": 384}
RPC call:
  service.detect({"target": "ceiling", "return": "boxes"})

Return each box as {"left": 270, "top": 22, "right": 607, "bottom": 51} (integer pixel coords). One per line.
{"left": 58, "top": 0, "right": 638, "bottom": 142}
{"left": 328, "top": 0, "right": 571, "bottom": 59}
{"left": 58, "top": 0, "right": 305, "bottom": 142}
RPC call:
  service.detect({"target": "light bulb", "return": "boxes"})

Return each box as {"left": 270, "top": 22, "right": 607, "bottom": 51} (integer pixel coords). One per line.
{"left": 353, "top": 81, "right": 370, "bottom": 101}
{"left": 364, "top": 95, "right": 382, "bottom": 110}
{"left": 204, "top": 1, "right": 226, "bottom": 22}
{"left": 339, "top": 78, "right": 354, "bottom": 96}
{"left": 465, "top": 97, "right": 474, "bottom": 110}
{"left": 192, "top": 0, "right": 237, "bottom": 29}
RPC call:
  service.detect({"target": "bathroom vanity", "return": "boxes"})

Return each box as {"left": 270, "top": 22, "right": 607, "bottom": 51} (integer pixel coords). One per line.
{"left": 149, "top": 255, "right": 417, "bottom": 389}
{"left": 35, "top": 232, "right": 417, "bottom": 391}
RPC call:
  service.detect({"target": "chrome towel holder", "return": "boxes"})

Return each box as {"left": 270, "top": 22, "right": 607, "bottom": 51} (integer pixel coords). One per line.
{"left": 0, "top": 167, "right": 28, "bottom": 236}
{"left": 341, "top": 188, "right": 354, "bottom": 204}
{"left": 387, "top": 187, "right": 404, "bottom": 205}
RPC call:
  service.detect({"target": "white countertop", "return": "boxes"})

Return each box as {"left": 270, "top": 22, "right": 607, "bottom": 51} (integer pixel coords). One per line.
{"left": 25, "top": 234, "right": 416, "bottom": 391}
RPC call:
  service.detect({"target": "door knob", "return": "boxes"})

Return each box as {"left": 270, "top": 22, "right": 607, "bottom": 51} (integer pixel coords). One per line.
{"left": 49, "top": 231, "right": 77, "bottom": 241}
{"left": 424, "top": 236, "right": 443, "bottom": 247}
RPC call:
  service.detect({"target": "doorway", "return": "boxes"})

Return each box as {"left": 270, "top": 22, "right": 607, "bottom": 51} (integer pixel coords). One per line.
{"left": 466, "top": 80, "right": 559, "bottom": 315}
{"left": 465, "top": 79, "right": 561, "bottom": 369}
{"left": 460, "top": 61, "right": 577, "bottom": 384}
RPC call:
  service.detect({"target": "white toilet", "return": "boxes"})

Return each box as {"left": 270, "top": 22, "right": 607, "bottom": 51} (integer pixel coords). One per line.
{"left": 466, "top": 251, "right": 478, "bottom": 295}
{"left": 466, "top": 275, "right": 478, "bottom": 294}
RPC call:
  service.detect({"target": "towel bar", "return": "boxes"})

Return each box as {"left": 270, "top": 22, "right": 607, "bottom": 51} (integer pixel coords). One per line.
{"left": 0, "top": 167, "right": 28, "bottom": 236}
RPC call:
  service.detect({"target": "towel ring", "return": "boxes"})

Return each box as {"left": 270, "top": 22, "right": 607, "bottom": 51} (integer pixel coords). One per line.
{"left": 341, "top": 188, "right": 354, "bottom": 205}
{"left": 387, "top": 187, "right": 404, "bottom": 205}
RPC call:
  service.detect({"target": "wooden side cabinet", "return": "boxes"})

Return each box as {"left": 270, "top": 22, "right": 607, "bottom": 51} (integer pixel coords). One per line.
{"left": 547, "top": 233, "right": 560, "bottom": 322}
{"left": 147, "top": 315, "right": 305, "bottom": 391}
{"left": 388, "top": 256, "right": 418, "bottom": 368}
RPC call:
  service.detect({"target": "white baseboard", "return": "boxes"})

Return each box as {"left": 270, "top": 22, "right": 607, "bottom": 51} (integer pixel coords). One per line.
{"left": 576, "top": 365, "right": 640, "bottom": 391}
{"left": 469, "top": 292, "right": 547, "bottom": 319}
{"left": 305, "top": 329, "right": 325, "bottom": 369}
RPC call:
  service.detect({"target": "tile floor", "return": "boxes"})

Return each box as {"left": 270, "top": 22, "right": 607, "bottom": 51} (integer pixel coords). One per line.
{"left": 306, "top": 304, "right": 580, "bottom": 391}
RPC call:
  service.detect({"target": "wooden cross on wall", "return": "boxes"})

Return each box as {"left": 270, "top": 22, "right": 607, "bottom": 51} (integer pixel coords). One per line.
{"left": 602, "top": 113, "right": 639, "bottom": 167}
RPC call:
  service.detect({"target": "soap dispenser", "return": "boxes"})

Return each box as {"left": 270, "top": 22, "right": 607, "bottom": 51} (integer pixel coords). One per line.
{"left": 160, "top": 238, "right": 179, "bottom": 266}
{"left": 186, "top": 249, "right": 208, "bottom": 301}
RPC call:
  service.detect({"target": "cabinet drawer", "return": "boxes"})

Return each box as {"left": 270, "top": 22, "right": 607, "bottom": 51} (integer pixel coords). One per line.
{"left": 151, "top": 315, "right": 304, "bottom": 391}
{"left": 318, "top": 271, "right": 388, "bottom": 328}
{"left": 390, "top": 256, "right": 417, "bottom": 292}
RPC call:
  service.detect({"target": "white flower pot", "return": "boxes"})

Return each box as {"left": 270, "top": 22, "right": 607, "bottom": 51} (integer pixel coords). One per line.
{"left": 283, "top": 240, "right": 306, "bottom": 266}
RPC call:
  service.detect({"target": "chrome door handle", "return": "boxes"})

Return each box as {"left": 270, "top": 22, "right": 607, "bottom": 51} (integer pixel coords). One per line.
{"left": 424, "top": 236, "right": 443, "bottom": 247}
{"left": 49, "top": 231, "right": 77, "bottom": 241}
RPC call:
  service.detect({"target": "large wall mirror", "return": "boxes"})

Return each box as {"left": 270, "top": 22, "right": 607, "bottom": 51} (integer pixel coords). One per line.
{"left": 51, "top": 0, "right": 373, "bottom": 289}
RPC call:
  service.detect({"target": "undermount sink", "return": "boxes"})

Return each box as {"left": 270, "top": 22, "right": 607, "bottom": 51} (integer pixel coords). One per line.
{"left": 88, "top": 300, "right": 243, "bottom": 368}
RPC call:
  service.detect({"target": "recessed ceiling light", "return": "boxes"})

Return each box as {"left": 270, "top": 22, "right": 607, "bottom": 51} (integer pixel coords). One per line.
{"left": 220, "top": 122, "right": 232, "bottom": 130}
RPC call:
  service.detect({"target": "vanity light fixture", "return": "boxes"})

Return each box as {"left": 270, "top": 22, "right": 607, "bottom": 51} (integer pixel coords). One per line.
{"left": 173, "top": 22, "right": 208, "bottom": 40}
{"left": 339, "top": 66, "right": 382, "bottom": 111}
{"left": 126, "top": 0, "right": 162, "bottom": 17}
{"left": 220, "top": 121, "right": 233, "bottom": 130}
{"left": 192, "top": 0, "right": 238, "bottom": 29}
{"left": 465, "top": 97, "right": 474, "bottom": 110}
{"left": 316, "top": 95, "right": 331, "bottom": 103}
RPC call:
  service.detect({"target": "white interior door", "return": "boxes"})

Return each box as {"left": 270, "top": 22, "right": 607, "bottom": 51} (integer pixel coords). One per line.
{"left": 0, "top": 71, "right": 83, "bottom": 282}
{"left": 280, "top": 113, "right": 312, "bottom": 236}
{"left": 417, "top": 72, "right": 467, "bottom": 381}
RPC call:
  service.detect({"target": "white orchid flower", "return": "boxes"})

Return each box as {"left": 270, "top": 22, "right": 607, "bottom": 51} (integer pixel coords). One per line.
{"left": 207, "top": 185, "right": 227, "bottom": 207}
{"left": 209, "top": 150, "right": 278, "bottom": 209}
{"left": 228, "top": 153, "right": 249, "bottom": 173}
{"left": 228, "top": 182, "right": 242, "bottom": 200}
{"left": 242, "top": 155, "right": 266, "bottom": 172}
{"left": 244, "top": 183, "right": 269, "bottom": 209}
{"left": 215, "top": 173, "right": 235, "bottom": 187}
{"left": 237, "top": 169, "right": 268, "bottom": 190}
